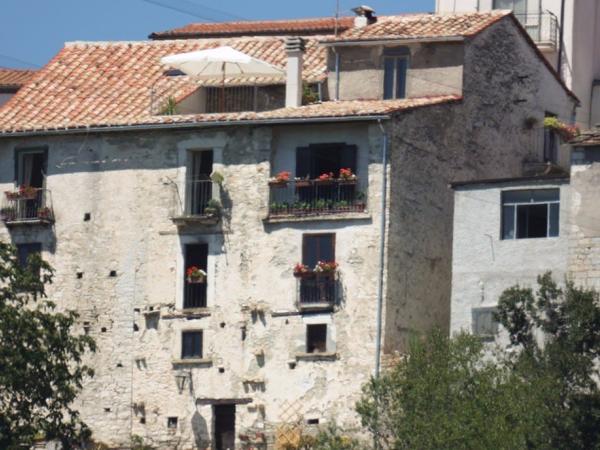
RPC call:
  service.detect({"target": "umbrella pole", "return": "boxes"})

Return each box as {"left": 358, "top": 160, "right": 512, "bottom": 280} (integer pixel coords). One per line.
{"left": 221, "top": 62, "right": 225, "bottom": 113}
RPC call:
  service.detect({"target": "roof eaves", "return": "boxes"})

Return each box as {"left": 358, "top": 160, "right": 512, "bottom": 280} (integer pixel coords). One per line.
{"left": 320, "top": 36, "right": 465, "bottom": 46}
{"left": 450, "top": 174, "right": 570, "bottom": 189}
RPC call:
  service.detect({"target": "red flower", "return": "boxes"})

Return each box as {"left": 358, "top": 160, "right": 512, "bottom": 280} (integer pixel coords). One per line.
{"left": 318, "top": 172, "right": 334, "bottom": 181}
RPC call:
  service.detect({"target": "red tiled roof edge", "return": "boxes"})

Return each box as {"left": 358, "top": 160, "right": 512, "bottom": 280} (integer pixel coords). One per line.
{"left": 0, "top": 68, "right": 37, "bottom": 89}
{"left": 150, "top": 17, "right": 355, "bottom": 40}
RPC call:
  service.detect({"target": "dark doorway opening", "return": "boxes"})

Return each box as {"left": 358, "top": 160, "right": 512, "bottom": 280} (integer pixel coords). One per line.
{"left": 184, "top": 243, "right": 208, "bottom": 308}
{"left": 214, "top": 404, "right": 235, "bottom": 450}
{"left": 188, "top": 150, "right": 214, "bottom": 215}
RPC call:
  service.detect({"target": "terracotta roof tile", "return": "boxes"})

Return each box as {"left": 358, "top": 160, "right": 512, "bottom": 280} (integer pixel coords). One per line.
{"left": 0, "top": 37, "right": 327, "bottom": 133}
{"left": 0, "top": 96, "right": 461, "bottom": 135}
{"left": 0, "top": 68, "right": 37, "bottom": 89}
{"left": 321, "top": 10, "right": 510, "bottom": 42}
{"left": 572, "top": 128, "right": 600, "bottom": 146}
{"left": 150, "top": 17, "right": 355, "bottom": 39}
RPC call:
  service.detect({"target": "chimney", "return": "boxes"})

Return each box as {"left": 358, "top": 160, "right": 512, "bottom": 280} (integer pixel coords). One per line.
{"left": 285, "top": 37, "right": 305, "bottom": 108}
{"left": 352, "top": 5, "right": 376, "bottom": 28}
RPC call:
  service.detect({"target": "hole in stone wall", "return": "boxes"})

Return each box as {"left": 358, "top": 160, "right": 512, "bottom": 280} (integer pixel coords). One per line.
{"left": 307, "top": 418, "right": 319, "bottom": 425}
{"left": 104, "top": 407, "right": 111, "bottom": 413}
{"left": 116, "top": 362, "right": 123, "bottom": 368}
{"left": 76, "top": 272, "right": 83, "bottom": 279}
{"left": 167, "top": 417, "right": 178, "bottom": 429}
{"left": 140, "top": 417, "right": 146, "bottom": 424}
{"left": 220, "top": 322, "right": 225, "bottom": 328}
{"left": 133, "top": 323, "right": 139, "bottom": 332}
{"left": 84, "top": 213, "right": 91, "bottom": 221}
{"left": 101, "top": 327, "right": 107, "bottom": 333}
{"left": 241, "top": 326, "right": 247, "bottom": 341}
{"left": 109, "top": 270, "right": 117, "bottom": 277}
{"left": 219, "top": 367, "right": 225, "bottom": 373}
{"left": 83, "top": 322, "right": 91, "bottom": 335}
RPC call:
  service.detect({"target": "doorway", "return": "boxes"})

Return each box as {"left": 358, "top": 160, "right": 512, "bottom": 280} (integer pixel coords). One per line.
{"left": 213, "top": 404, "right": 235, "bottom": 450}
{"left": 187, "top": 150, "right": 213, "bottom": 215}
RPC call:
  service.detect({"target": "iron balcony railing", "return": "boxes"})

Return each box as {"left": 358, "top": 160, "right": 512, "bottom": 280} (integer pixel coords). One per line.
{"left": 184, "top": 281, "right": 207, "bottom": 309}
{"left": 297, "top": 274, "right": 337, "bottom": 308}
{"left": 184, "top": 178, "right": 214, "bottom": 216}
{"left": 269, "top": 179, "right": 366, "bottom": 217}
{"left": 514, "top": 12, "right": 558, "bottom": 48}
{"left": 0, "top": 188, "right": 54, "bottom": 226}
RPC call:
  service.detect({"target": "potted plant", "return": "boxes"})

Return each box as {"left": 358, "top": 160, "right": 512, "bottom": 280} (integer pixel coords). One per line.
{"left": 37, "top": 207, "right": 52, "bottom": 220}
{"left": 544, "top": 117, "right": 580, "bottom": 142}
{"left": 294, "top": 177, "right": 311, "bottom": 188}
{"left": 186, "top": 266, "right": 207, "bottom": 284}
{"left": 293, "top": 263, "right": 312, "bottom": 278}
{"left": 338, "top": 168, "right": 357, "bottom": 184}
{"left": 315, "top": 260, "right": 338, "bottom": 275}
{"left": 315, "top": 172, "right": 335, "bottom": 185}
{"left": 204, "top": 198, "right": 222, "bottom": 217}
{"left": 269, "top": 171, "right": 291, "bottom": 188}
{"left": 19, "top": 185, "right": 39, "bottom": 199}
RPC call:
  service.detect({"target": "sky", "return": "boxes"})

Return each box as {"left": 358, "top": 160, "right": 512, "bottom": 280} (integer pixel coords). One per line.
{"left": 0, "top": 0, "right": 435, "bottom": 69}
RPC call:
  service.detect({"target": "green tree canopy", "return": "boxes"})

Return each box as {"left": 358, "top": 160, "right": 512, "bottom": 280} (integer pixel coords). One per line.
{"left": 0, "top": 242, "right": 96, "bottom": 449}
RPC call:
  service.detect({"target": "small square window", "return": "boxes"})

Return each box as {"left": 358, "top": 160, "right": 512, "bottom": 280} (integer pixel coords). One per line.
{"left": 306, "top": 324, "right": 327, "bottom": 353}
{"left": 181, "top": 331, "right": 203, "bottom": 359}
{"left": 167, "top": 417, "right": 178, "bottom": 429}
{"left": 472, "top": 307, "right": 499, "bottom": 341}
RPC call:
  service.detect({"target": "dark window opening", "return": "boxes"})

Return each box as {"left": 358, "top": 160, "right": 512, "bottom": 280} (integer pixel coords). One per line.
{"left": 16, "top": 243, "right": 42, "bottom": 283}
{"left": 295, "top": 143, "right": 356, "bottom": 180}
{"left": 383, "top": 48, "right": 408, "bottom": 100}
{"left": 181, "top": 331, "right": 203, "bottom": 359}
{"left": 16, "top": 149, "right": 47, "bottom": 188}
{"left": 214, "top": 405, "right": 236, "bottom": 450}
{"left": 306, "top": 324, "right": 328, "bottom": 353}
{"left": 187, "top": 150, "right": 213, "bottom": 216}
{"left": 543, "top": 112, "right": 559, "bottom": 163}
{"left": 167, "top": 417, "right": 178, "bottom": 429}
{"left": 302, "top": 234, "right": 335, "bottom": 268}
{"left": 184, "top": 243, "right": 208, "bottom": 308}
{"left": 472, "top": 307, "right": 499, "bottom": 341}
{"left": 502, "top": 189, "right": 559, "bottom": 239}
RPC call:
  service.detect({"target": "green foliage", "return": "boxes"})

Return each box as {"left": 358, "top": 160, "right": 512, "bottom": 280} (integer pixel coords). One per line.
{"left": 312, "top": 423, "right": 361, "bottom": 450}
{"left": 356, "top": 330, "right": 546, "bottom": 449}
{"left": 496, "top": 272, "right": 600, "bottom": 449}
{"left": 302, "top": 83, "right": 319, "bottom": 105}
{"left": 161, "top": 96, "right": 178, "bottom": 115}
{"left": 131, "top": 434, "right": 154, "bottom": 450}
{"left": 210, "top": 171, "right": 224, "bottom": 185}
{"left": 0, "top": 242, "right": 96, "bottom": 449}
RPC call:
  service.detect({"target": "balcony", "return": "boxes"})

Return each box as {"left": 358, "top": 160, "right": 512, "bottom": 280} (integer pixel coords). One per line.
{"left": 171, "top": 179, "right": 220, "bottom": 227}
{"left": 1, "top": 188, "right": 54, "bottom": 227}
{"left": 297, "top": 274, "right": 337, "bottom": 311}
{"left": 268, "top": 179, "right": 366, "bottom": 219}
{"left": 184, "top": 280, "right": 207, "bottom": 309}
{"left": 514, "top": 12, "right": 558, "bottom": 50}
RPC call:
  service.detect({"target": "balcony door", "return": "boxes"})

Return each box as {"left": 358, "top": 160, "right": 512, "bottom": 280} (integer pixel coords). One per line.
{"left": 295, "top": 143, "right": 356, "bottom": 180}
{"left": 16, "top": 149, "right": 46, "bottom": 188}
{"left": 184, "top": 243, "right": 208, "bottom": 308}
{"left": 187, "top": 150, "right": 213, "bottom": 215}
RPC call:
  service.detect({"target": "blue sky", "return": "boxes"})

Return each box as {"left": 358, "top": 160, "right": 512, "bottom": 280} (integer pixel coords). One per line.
{"left": 0, "top": 0, "right": 434, "bottom": 69}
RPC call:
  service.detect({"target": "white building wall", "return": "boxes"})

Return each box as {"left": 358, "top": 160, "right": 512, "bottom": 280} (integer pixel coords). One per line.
{"left": 450, "top": 180, "right": 569, "bottom": 336}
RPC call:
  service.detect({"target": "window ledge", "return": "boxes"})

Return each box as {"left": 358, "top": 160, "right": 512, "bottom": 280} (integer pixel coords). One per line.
{"left": 171, "top": 215, "right": 220, "bottom": 227}
{"left": 161, "top": 308, "right": 212, "bottom": 319}
{"left": 295, "top": 352, "right": 338, "bottom": 361}
{"left": 298, "top": 302, "right": 334, "bottom": 312}
{"left": 264, "top": 212, "right": 371, "bottom": 224}
{"left": 172, "top": 358, "right": 213, "bottom": 366}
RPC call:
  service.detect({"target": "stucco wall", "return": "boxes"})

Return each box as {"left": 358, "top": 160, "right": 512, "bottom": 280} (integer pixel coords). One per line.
{"left": 0, "top": 121, "right": 386, "bottom": 448}
{"left": 327, "top": 42, "right": 463, "bottom": 101}
{"left": 450, "top": 180, "right": 569, "bottom": 335}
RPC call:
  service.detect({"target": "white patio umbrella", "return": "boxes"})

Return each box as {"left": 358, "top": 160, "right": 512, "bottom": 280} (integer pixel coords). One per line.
{"left": 160, "top": 46, "right": 284, "bottom": 111}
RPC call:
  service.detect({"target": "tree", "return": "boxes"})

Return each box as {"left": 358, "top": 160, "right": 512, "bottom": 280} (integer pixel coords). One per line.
{"left": 356, "top": 330, "right": 547, "bottom": 449}
{"left": 0, "top": 242, "right": 96, "bottom": 449}
{"left": 496, "top": 272, "right": 600, "bottom": 449}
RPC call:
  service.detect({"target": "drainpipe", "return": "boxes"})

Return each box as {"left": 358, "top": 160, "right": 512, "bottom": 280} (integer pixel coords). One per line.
{"left": 334, "top": 48, "right": 341, "bottom": 101}
{"left": 374, "top": 119, "right": 388, "bottom": 378}
{"left": 557, "top": 0, "right": 566, "bottom": 79}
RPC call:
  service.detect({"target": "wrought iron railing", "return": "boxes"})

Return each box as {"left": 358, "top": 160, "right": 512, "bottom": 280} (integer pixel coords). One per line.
{"left": 181, "top": 179, "right": 215, "bottom": 216}
{"left": 514, "top": 12, "right": 558, "bottom": 48}
{"left": 269, "top": 179, "right": 366, "bottom": 217}
{"left": 297, "top": 275, "right": 337, "bottom": 307}
{"left": 206, "top": 86, "right": 257, "bottom": 113}
{"left": 0, "top": 188, "right": 54, "bottom": 225}
{"left": 184, "top": 281, "right": 207, "bottom": 309}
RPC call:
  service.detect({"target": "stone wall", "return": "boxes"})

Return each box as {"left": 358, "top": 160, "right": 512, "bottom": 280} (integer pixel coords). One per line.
{"left": 0, "top": 121, "right": 386, "bottom": 448}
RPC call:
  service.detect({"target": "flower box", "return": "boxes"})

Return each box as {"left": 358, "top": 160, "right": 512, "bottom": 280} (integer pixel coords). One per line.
{"left": 293, "top": 263, "right": 313, "bottom": 278}
{"left": 269, "top": 171, "right": 291, "bottom": 188}
{"left": 186, "top": 266, "right": 207, "bottom": 284}
{"left": 268, "top": 180, "right": 288, "bottom": 188}
{"left": 294, "top": 179, "right": 311, "bottom": 188}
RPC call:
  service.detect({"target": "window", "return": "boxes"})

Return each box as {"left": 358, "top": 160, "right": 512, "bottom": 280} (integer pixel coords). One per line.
{"left": 501, "top": 189, "right": 559, "bottom": 239}
{"left": 167, "top": 417, "right": 178, "bottom": 429}
{"left": 383, "top": 48, "right": 408, "bottom": 100}
{"left": 17, "top": 243, "right": 41, "bottom": 275}
{"left": 181, "top": 331, "right": 203, "bottom": 359}
{"left": 184, "top": 243, "right": 208, "bottom": 308}
{"left": 492, "top": 0, "right": 527, "bottom": 14}
{"left": 302, "top": 234, "right": 335, "bottom": 268}
{"left": 187, "top": 150, "right": 213, "bottom": 215}
{"left": 543, "top": 113, "right": 558, "bottom": 163}
{"left": 472, "top": 307, "right": 499, "bottom": 341}
{"left": 295, "top": 143, "right": 356, "bottom": 180}
{"left": 306, "top": 324, "right": 327, "bottom": 353}
{"left": 15, "top": 148, "right": 47, "bottom": 188}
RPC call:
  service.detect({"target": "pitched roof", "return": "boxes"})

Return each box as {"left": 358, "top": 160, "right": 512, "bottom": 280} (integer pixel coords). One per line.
{"left": 0, "top": 37, "right": 327, "bottom": 134}
{"left": 571, "top": 128, "right": 600, "bottom": 146}
{"left": 150, "top": 17, "right": 355, "bottom": 40}
{"left": 0, "top": 96, "right": 461, "bottom": 135}
{"left": 0, "top": 68, "right": 37, "bottom": 90}
{"left": 321, "top": 10, "right": 510, "bottom": 43}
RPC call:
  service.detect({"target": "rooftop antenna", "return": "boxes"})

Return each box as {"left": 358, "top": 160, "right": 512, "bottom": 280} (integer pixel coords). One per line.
{"left": 334, "top": 0, "right": 340, "bottom": 37}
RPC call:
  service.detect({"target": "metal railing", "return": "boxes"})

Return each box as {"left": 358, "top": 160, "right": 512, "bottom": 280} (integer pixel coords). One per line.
{"left": 297, "top": 275, "right": 337, "bottom": 307}
{"left": 514, "top": 12, "right": 558, "bottom": 48}
{"left": 184, "top": 281, "right": 207, "bottom": 309}
{"left": 0, "top": 188, "right": 54, "bottom": 225}
{"left": 184, "top": 179, "right": 214, "bottom": 216}
{"left": 206, "top": 86, "right": 257, "bottom": 113}
{"left": 269, "top": 179, "right": 366, "bottom": 217}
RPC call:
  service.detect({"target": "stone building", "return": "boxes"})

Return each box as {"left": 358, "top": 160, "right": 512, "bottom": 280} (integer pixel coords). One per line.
{"left": 0, "top": 9, "right": 577, "bottom": 449}
{"left": 450, "top": 126, "right": 600, "bottom": 340}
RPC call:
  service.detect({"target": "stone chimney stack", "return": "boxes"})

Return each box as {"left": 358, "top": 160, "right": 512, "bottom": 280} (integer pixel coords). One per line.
{"left": 352, "top": 5, "right": 376, "bottom": 28}
{"left": 285, "top": 37, "right": 305, "bottom": 108}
